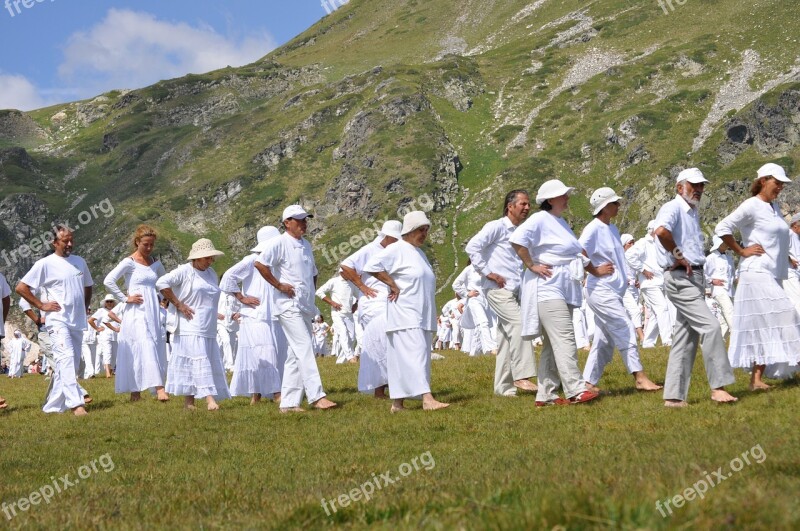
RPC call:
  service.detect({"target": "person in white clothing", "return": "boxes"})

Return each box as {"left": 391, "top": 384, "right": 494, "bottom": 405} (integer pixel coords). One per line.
{"left": 365, "top": 211, "right": 449, "bottom": 413}
{"left": 104, "top": 225, "right": 170, "bottom": 402}
{"left": 254, "top": 205, "right": 337, "bottom": 412}
{"left": 625, "top": 220, "right": 673, "bottom": 348}
{"left": 81, "top": 315, "right": 97, "bottom": 379}
{"left": 465, "top": 190, "right": 537, "bottom": 396}
{"left": 579, "top": 188, "right": 661, "bottom": 392}
{"left": 7, "top": 330, "right": 31, "bottom": 378}
{"left": 312, "top": 315, "right": 331, "bottom": 356}
{"left": 0, "top": 271, "right": 10, "bottom": 408}
{"left": 216, "top": 293, "right": 240, "bottom": 371}
{"left": 220, "top": 225, "right": 284, "bottom": 405}
{"left": 620, "top": 234, "right": 644, "bottom": 342}
{"left": 510, "top": 180, "right": 599, "bottom": 406}
{"left": 90, "top": 295, "right": 119, "bottom": 378}
{"left": 452, "top": 263, "right": 497, "bottom": 356}
{"left": 17, "top": 225, "right": 93, "bottom": 415}
{"left": 316, "top": 273, "right": 357, "bottom": 364}
{"left": 158, "top": 238, "right": 231, "bottom": 410}
{"left": 340, "top": 219, "right": 402, "bottom": 398}
{"left": 703, "top": 235, "right": 736, "bottom": 337}
{"left": 782, "top": 212, "right": 800, "bottom": 315}
{"left": 715, "top": 163, "right": 800, "bottom": 388}
{"left": 655, "top": 168, "right": 737, "bottom": 406}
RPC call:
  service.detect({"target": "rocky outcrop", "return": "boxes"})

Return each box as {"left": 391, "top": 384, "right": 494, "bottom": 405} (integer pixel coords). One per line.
{"left": 0, "top": 111, "right": 46, "bottom": 142}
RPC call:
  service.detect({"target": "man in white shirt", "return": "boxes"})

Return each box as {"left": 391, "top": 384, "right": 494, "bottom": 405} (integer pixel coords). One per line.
{"left": 653, "top": 168, "right": 737, "bottom": 406}
{"left": 89, "top": 295, "right": 118, "bottom": 378}
{"left": 783, "top": 213, "right": 800, "bottom": 315}
{"left": 452, "top": 263, "right": 497, "bottom": 356}
{"left": 0, "top": 271, "right": 9, "bottom": 409}
{"left": 625, "top": 220, "right": 673, "bottom": 347}
{"left": 316, "top": 273, "right": 357, "bottom": 364}
{"left": 255, "top": 205, "right": 337, "bottom": 412}
{"left": 16, "top": 225, "right": 93, "bottom": 415}
{"left": 704, "top": 235, "right": 736, "bottom": 336}
{"left": 465, "top": 189, "right": 536, "bottom": 396}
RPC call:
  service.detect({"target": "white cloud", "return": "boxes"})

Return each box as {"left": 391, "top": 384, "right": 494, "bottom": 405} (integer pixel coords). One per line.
{"left": 0, "top": 74, "right": 49, "bottom": 111}
{"left": 58, "top": 9, "right": 276, "bottom": 96}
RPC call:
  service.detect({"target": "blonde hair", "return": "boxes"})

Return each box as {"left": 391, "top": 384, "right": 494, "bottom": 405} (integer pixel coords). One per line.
{"left": 132, "top": 224, "right": 158, "bottom": 249}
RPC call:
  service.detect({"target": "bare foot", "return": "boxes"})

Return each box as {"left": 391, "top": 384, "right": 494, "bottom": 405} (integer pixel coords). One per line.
{"left": 348, "top": 357, "right": 358, "bottom": 364}
{"left": 374, "top": 387, "right": 388, "bottom": 399}
{"left": 634, "top": 378, "right": 663, "bottom": 392}
{"left": 711, "top": 389, "right": 738, "bottom": 403}
{"left": 664, "top": 399, "right": 688, "bottom": 408}
{"left": 585, "top": 382, "right": 601, "bottom": 393}
{"left": 73, "top": 406, "right": 89, "bottom": 416}
{"left": 83, "top": 395, "right": 93, "bottom": 405}
{"left": 273, "top": 392, "right": 281, "bottom": 403}
{"left": 313, "top": 397, "right": 338, "bottom": 410}
{"left": 207, "top": 402, "right": 220, "bottom": 411}
{"left": 250, "top": 393, "right": 262, "bottom": 405}
{"left": 423, "top": 400, "right": 450, "bottom": 411}
{"left": 184, "top": 404, "right": 197, "bottom": 411}
{"left": 581, "top": 346, "right": 591, "bottom": 352}
{"left": 156, "top": 390, "right": 170, "bottom": 402}
{"left": 279, "top": 407, "right": 305, "bottom": 413}
{"left": 130, "top": 392, "right": 142, "bottom": 402}
{"left": 390, "top": 405, "right": 406, "bottom": 413}
{"left": 514, "top": 379, "right": 537, "bottom": 392}
{"left": 749, "top": 382, "right": 771, "bottom": 391}
{"left": 0, "top": 402, "right": 7, "bottom": 410}
{"left": 489, "top": 350, "right": 498, "bottom": 356}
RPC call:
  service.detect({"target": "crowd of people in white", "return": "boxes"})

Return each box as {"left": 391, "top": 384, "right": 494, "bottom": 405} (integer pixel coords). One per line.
{"left": 1, "top": 162, "right": 799, "bottom": 414}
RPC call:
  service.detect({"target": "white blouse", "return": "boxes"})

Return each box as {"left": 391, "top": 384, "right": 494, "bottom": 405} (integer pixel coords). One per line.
{"left": 579, "top": 218, "right": 627, "bottom": 295}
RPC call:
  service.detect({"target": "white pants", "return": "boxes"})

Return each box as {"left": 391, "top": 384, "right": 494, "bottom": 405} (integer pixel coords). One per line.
{"left": 277, "top": 308, "right": 326, "bottom": 408}
{"left": 81, "top": 343, "right": 97, "bottom": 378}
{"left": 217, "top": 326, "right": 236, "bottom": 371}
{"left": 622, "top": 290, "right": 643, "bottom": 329}
{"left": 583, "top": 288, "right": 644, "bottom": 385}
{"left": 641, "top": 286, "right": 672, "bottom": 347}
{"left": 468, "top": 303, "right": 497, "bottom": 354}
{"left": 97, "top": 337, "right": 117, "bottom": 368}
{"left": 43, "top": 327, "right": 85, "bottom": 413}
{"left": 573, "top": 306, "right": 589, "bottom": 349}
{"left": 712, "top": 291, "right": 735, "bottom": 337}
{"left": 331, "top": 311, "right": 356, "bottom": 363}
{"left": 387, "top": 328, "right": 432, "bottom": 399}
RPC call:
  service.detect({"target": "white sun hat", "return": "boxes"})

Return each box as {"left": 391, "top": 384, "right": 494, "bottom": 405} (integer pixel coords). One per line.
{"left": 756, "top": 163, "right": 791, "bottom": 183}
{"left": 620, "top": 233, "right": 634, "bottom": 246}
{"left": 590, "top": 187, "right": 623, "bottom": 216}
{"left": 710, "top": 235, "right": 724, "bottom": 252}
{"left": 401, "top": 211, "right": 431, "bottom": 236}
{"left": 251, "top": 226, "right": 281, "bottom": 253}
{"left": 378, "top": 220, "right": 402, "bottom": 240}
{"left": 676, "top": 167, "right": 709, "bottom": 184}
{"left": 187, "top": 238, "right": 225, "bottom": 260}
{"left": 535, "top": 179, "right": 575, "bottom": 205}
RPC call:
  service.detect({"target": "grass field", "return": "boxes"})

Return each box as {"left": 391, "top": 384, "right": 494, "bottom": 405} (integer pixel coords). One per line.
{"left": 0, "top": 347, "right": 798, "bottom": 530}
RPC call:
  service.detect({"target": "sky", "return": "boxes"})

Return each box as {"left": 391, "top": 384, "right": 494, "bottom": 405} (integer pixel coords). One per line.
{"left": 0, "top": 0, "right": 350, "bottom": 111}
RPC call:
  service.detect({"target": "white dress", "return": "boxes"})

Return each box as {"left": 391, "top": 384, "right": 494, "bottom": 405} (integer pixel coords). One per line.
{"left": 105, "top": 258, "right": 168, "bottom": 393}
{"left": 8, "top": 336, "right": 31, "bottom": 377}
{"left": 715, "top": 197, "right": 800, "bottom": 377}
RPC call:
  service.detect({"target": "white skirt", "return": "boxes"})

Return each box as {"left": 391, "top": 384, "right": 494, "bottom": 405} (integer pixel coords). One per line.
{"left": 230, "top": 319, "right": 281, "bottom": 396}
{"left": 166, "top": 335, "right": 232, "bottom": 399}
{"left": 115, "top": 334, "right": 167, "bottom": 393}
{"left": 387, "top": 328, "right": 432, "bottom": 399}
{"left": 358, "top": 314, "right": 388, "bottom": 393}
{"left": 729, "top": 271, "right": 800, "bottom": 378}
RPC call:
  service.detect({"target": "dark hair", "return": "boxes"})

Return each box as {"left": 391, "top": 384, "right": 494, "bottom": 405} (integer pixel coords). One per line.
{"left": 503, "top": 189, "right": 529, "bottom": 216}
{"left": 539, "top": 200, "right": 553, "bottom": 211}
{"left": 751, "top": 176, "right": 770, "bottom": 196}
{"left": 51, "top": 224, "right": 71, "bottom": 242}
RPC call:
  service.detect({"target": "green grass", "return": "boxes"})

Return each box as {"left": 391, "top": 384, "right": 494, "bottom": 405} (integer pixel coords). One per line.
{"left": 1, "top": 348, "right": 798, "bottom": 529}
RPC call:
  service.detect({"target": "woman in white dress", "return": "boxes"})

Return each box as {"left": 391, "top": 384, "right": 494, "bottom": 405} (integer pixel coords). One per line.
{"left": 104, "top": 225, "right": 169, "bottom": 402}
{"left": 365, "top": 211, "right": 449, "bottom": 413}
{"left": 312, "top": 316, "right": 330, "bottom": 356}
{"left": 8, "top": 330, "right": 31, "bottom": 378}
{"left": 715, "top": 163, "right": 800, "bottom": 389}
{"left": 157, "top": 238, "right": 231, "bottom": 410}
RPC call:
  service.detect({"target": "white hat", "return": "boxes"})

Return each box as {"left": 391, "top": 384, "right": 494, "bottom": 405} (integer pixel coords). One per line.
{"left": 620, "top": 233, "right": 634, "bottom": 246}
{"left": 401, "top": 211, "right": 431, "bottom": 235}
{"left": 710, "top": 235, "right": 724, "bottom": 252}
{"left": 250, "top": 226, "right": 281, "bottom": 253}
{"left": 103, "top": 294, "right": 116, "bottom": 302}
{"left": 282, "top": 205, "right": 313, "bottom": 221}
{"left": 646, "top": 220, "right": 657, "bottom": 233}
{"left": 187, "top": 238, "right": 225, "bottom": 260}
{"left": 590, "top": 187, "right": 622, "bottom": 216}
{"left": 535, "top": 179, "right": 575, "bottom": 205}
{"left": 757, "top": 163, "right": 791, "bottom": 183}
{"left": 378, "top": 220, "right": 402, "bottom": 240}
{"left": 676, "top": 168, "right": 709, "bottom": 184}
{"left": 790, "top": 213, "right": 800, "bottom": 226}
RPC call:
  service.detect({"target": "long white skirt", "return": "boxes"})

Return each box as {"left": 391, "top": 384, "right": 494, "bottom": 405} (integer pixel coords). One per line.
{"left": 387, "top": 328, "right": 432, "bottom": 399}
{"left": 115, "top": 335, "right": 167, "bottom": 393}
{"left": 230, "top": 318, "right": 281, "bottom": 396}
{"left": 358, "top": 314, "right": 389, "bottom": 393}
{"left": 730, "top": 271, "right": 800, "bottom": 378}
{"left": 166, "top": 335, "right": 231, "bottom": 400}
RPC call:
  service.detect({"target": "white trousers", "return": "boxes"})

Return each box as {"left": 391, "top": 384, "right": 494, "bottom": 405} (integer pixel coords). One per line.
{"left": 641, "top": 286, "right": 672, "bottom": 347}
{"left": 331, "top": 311, "right": 355, "bottom": 363}
{"left": 81, "top": 343, "right": 97, "bottom": 378}
{"left": 583, "top": 288, "right": 644, "bottom": 385}
{"left": 712, "top": 291, "right": 734, "bottom": 337}
{"left": 277, "top": 308, "right": 326, "bottom": 408}
{"left": 387, "top": 328, "right": 432, "bottom": 399}
{"left": 97, "top": 337, "right": 117, "bottom": 367}
{"left": 622, "top": 291, "right": 643, "bottom": 329}
{"left": 217, "top": 326, "right": 236, "bottom": 371}
{"left": 43, "top": 327, "right": 85, "bottom": 413}
{"left": 469, "top": 303, "right": 497, "bottom": 354}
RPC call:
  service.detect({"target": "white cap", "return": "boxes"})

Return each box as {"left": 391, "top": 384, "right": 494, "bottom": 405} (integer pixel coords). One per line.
{"left": 535, "top": 179, "right": 575, "bottom": 205}
{"left": 790, "top": 213, "right": 800, "bottom": 225}
{"left": 378, "top": 220, "right": 402, "bottom": 240}
{"left": 401, "top": 211, "right": 431, "bottom": 235}
{"left": 676, "top": 168, "right": 709, "bottom": 184}
{"left": 250, "top": 226, "right": 281, "bottom": 253}
{"left": 646, "top": 220, "right": 657, "bottom": 233}
{"left": 186, "top": 238, "right": 225, "bottom": 260}
{"left": 103, "top": 294, "right": 116, "bottom": 302}
{"left": 282, "top": 205, "right": 313, "bottom": 221}
{"left": 590, "top": 187, "right": 622, "bottom": 216}
{"left": 620, "top": 233, "right": 634, "bottom": 246}
{"left": 757, "top": 163, "right": 791, "bottom": 183}
{"left": 710, "top": 235, "right": 723, "bottom": 252}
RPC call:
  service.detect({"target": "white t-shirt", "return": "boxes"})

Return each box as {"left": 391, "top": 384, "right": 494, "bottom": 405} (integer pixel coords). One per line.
{"left": 257, "top": 233, "right": 319, "bottom": 317}
{"left": 340, "top": 239, "right": 391, "bottom": 323}
{"left": 156, "top": 263, "right": 221, "bottom": 338}
{"left": 20, "top": 253, "right": 93, "bottom": 331}
{"left": 364, "top": 240, "right": 436, "bottom": 332}
{"left": 220, "top": 253, "right": 277, "bottom": 323}
{"left": 91, "top": 307, "right": 118, "bottom": 341}
{"left": 579, "top": 218, "right": 627, "bottom": 295}
{"left": 0, "top": 272, "right": 11, "bottom": 338}
{"left": 315, "top": 275, "right": 356, "bottom": 315}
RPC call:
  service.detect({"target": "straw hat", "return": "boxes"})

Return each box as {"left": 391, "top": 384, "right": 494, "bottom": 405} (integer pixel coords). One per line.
{"left": 187, "top": 238, "right": 225, "bottom": 260}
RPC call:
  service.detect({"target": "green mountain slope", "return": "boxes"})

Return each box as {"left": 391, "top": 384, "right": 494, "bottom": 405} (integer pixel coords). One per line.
{"left": 2, "top": 0, "right": 800, "bottom": 308}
